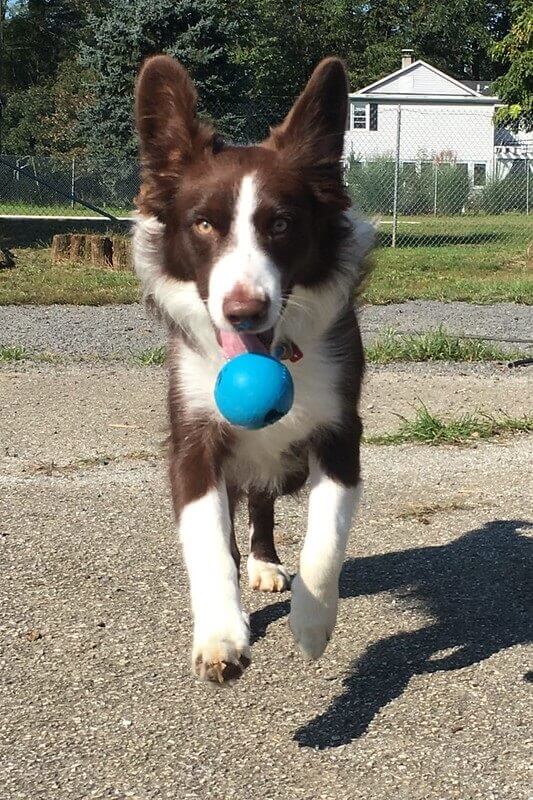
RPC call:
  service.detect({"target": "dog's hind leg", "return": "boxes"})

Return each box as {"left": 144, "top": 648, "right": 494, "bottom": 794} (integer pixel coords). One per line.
{"left": 247, "top": 490, "right": 291, "bottom": 592}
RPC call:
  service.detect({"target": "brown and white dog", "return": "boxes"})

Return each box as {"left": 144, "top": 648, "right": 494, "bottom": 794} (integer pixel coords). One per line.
{"left": 133, "top": 55, "right": 373, "bottom": 683}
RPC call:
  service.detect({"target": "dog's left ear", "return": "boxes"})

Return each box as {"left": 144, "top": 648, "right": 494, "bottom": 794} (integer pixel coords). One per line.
{"left": 266, "top": 58, "right": 349, "bottom": 207}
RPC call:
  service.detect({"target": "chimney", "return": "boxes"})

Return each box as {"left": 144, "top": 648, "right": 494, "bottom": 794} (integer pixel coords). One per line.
{"left": 401, "top": 49, "right": 414, "bottom": 69}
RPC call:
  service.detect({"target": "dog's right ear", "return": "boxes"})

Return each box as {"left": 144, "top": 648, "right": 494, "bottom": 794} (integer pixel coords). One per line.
{"left": 135, "top": 55, "right": 208, "bottom": 218}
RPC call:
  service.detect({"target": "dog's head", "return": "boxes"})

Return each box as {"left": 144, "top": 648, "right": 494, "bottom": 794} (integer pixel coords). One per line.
{"left": 134, "top": 55, "right": 360, "bottom": 346}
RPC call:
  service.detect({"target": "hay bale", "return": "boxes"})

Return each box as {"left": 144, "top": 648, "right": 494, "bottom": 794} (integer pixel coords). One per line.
{"left": 51, "top": 234, "right": 71, "bottom": 263}
{"left": 90, "top": 235, "right": 113, "bottom": 268}
{"left": 112, "top": 236, "right": 132, "bottom": 271}
{"left": 69, "top": 234, "right": 89, "bottom": 263}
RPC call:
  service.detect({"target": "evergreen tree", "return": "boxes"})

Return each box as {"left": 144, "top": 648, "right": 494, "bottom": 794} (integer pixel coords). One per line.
{"left": 2, "top": 0, "right": 101, "bottom": 91}
{"left": 80, "top": 0, "right": 246, "bottom": 163}
{"left": 1, "top": 1, "right": 103, "bottom": 155}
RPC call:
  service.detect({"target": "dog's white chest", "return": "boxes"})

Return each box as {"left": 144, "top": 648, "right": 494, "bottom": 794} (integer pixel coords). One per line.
{"left": 177, "top": 338, "right": 342, "bottom": 489}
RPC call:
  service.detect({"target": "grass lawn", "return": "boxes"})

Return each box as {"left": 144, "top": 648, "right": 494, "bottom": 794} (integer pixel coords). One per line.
{"left": 365, "top": 327, "right": 523, "bottom": 363}
{"left": 367, "top": 242, "right": 531, "bottom": 304}
{"left": 0, "top": 212, "right": 531, "bottom": 305}
{"left": 365, "top": 405, "right": 533, "bottom": 446}
{"left": 0, "top": 202, "right": 133, "bottom": 218}
{"left": 0, "top": 248, "right": 138, "bottom": 305}
{"left": 365, "top": 213, "right": 532, "bottom": 304}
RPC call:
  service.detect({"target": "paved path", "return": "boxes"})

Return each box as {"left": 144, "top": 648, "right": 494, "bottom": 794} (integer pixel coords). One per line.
{"left": 1, "top": 362, "right": 532, "bottom": 466}
{"left": 1, "top": 301, "right": 531, "bottom": 359}
{"left": 1, "top": 360, "right": 532, "bottom": 799}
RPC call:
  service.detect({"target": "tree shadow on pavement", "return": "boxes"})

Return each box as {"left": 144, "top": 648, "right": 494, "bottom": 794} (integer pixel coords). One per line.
{"left": 251, "top": 519, "right": 532, "bottom": 749}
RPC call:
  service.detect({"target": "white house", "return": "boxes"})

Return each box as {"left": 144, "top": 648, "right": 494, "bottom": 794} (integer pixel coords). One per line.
{"left": 344, "top": 50, "right": 530, "bottom": 185}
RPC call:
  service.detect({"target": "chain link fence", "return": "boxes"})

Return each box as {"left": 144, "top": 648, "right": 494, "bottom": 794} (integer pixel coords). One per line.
{"left": 344, "top": 105, "right": 532, "bottom": 248}
{"left": 0, "top": 155, "right": 139, "bottom": 220}
{"left": 1, "top": 104, "right": 531, "bottom": 249}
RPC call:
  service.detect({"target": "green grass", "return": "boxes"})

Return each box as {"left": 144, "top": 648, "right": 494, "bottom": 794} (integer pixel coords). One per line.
{"left": 0, "top": 345, "right": 60, "bottom": 363}
{"left": 377, "top": 212, "right": 531, "bottom": 240}
{"left": 1, "top": 202, "right": 133, "bottom": 218}
{"left": 363, "top": 212, "right": 532, "bottom": 304}
{"left": 136, "top": 346, "right": 166, "bottom": 366}
{"left": 366, "top": 326, "right": 521, "bottom": 363}
{"left": 1, "top": 209, "right": 532, "bottom": 306}
{"left": 134, "top": 329, "right": 519, "bottom": 369}
{"left": 366, "top": 405, "right": 533, "bottom": 446}
{"left": 367, "top": 244, "right": 532, "bottom": 304}
{"left": 0, "top": 248, "right": 138, "bottom": 305}
{"left": 0, "top": 345, "right": 32, "bottom": 362}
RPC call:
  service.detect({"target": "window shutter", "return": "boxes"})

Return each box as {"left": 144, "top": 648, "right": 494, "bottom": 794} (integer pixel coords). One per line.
{"left": 369, "top": 103, "right": 378, "bottom": 131}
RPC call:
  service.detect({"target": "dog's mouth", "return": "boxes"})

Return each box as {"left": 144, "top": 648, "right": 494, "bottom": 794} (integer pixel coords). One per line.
{"left": 216, "top": 328, "right": 274, "bottom": 359}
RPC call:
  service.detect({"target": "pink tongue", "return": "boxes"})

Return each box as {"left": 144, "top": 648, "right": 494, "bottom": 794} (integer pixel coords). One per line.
{"left": 219, "top": 330, "right": 269, "bottom": 359}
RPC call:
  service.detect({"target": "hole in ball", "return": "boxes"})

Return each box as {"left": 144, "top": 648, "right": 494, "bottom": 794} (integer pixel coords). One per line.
{"left": 264, "top": 409, "right": 284, "bottom": 426}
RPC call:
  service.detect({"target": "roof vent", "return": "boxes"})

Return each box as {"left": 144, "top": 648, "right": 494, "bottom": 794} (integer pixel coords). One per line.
{"left": 401, "top": 49, "right": 415, "bottom": 69}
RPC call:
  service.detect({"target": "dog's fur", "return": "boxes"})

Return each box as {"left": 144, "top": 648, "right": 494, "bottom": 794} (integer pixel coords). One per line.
{"left": 133, "top": 54, "right": 373, "bottom": 682}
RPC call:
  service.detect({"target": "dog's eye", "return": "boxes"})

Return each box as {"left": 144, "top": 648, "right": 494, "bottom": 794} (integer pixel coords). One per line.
{"left": 194, "top": 218, "right": 214, "bottom": 235}
{"left": 271, "top": 217, "right": 289, "bottom": 235}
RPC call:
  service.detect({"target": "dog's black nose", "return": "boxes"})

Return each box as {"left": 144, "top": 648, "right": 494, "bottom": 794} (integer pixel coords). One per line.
{"left": 223, "top": 287, "right": 270, "bottom": 329}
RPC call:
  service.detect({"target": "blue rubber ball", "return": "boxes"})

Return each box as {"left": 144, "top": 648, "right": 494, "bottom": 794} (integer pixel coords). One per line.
{"left": 215, "top": 353, "right": 294, "bottom": 430}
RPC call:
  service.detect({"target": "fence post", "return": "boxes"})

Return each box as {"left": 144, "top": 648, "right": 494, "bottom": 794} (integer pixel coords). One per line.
{"left": 71, "top": 156, "right": 75, "bottom": 209}
{"left": 433, "top": 163, "right": 438, "bottom": 216}
{"left": 526, "top": 156, "right": 530, "bottom": 216}
{"left": 391, "top": 105, "right": 401, "bottom": 248}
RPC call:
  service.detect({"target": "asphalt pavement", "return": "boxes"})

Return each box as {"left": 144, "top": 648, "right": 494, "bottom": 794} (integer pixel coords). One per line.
{"left": 1, "top": 356, "right": 532, "bottom": 800}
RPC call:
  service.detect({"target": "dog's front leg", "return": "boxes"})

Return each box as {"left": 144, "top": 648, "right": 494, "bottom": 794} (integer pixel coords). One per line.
{"left": 290, "top": 427, "right": 362, "bottom": 660}
{"left": 173, "top": 446, "right": 250, "bottom": 682}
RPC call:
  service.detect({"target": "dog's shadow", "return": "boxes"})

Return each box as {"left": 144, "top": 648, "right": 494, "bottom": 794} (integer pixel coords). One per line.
{"left": 249, "top": 518, "right": 533, "bottom": 749}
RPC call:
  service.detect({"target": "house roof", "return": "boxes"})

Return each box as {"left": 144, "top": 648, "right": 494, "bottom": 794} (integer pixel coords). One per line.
{"left": 461, "top": 80, "right": 494, "bottom": 97}
{"left": 349, "top": 59, "right": 499, "bottom": 104}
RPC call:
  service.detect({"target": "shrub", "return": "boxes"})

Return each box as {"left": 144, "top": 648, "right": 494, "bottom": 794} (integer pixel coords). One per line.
{"left": 434, "top": 164, "right": 471, "bottom": 214}
{"left": 478, "top": 165, "right": 532, "bottom": 214}
{"left": 399, "top": 164, "right": 433, "bottom": 215}
{"left": 346, "top": 156, "right": 395, "bottom": 214}
{"left": 346, "top": 157, "right": 471, "bottom": 216}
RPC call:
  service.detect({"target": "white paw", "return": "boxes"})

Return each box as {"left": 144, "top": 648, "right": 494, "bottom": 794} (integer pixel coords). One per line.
{"left": 289, "top": 573, "right": 338, "bottom": 661}
{"left": 247, "top": 554, "right": 291, "bottom": 592}
{"left": 192, "top": 613, "right": 251, "bottom": 683}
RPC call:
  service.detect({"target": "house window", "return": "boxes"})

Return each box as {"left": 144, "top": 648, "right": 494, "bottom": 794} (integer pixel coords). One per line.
{"left": 351, "top": 102, "right": 366, "bottom": 129}
{"left": 420, "top": 161, "right": 434, "bottom": 176}
{"left": 474, "top": 163, "right": 487, "bottom": 186}
{"left": 456, "top": 163, "right": 469, "bottom": 175}
{"left": 369, "top": 103, "right": 378, "bottom": 131}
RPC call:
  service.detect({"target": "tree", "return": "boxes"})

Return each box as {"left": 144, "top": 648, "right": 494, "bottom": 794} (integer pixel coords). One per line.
{"left": 228, "top": 0, "right": 365, "bottom": 134}
{"left": 80, "top": 0, "right": 246, "bottom": 162}
{"left": 1, "top": 84, "right": 54, "bottom": 154}
{"left": 349, "top": 0, "right": 512, "bottom": 89}
{"left": 227, "top": 0, "right": 512, "bottom": 135}
{"left": 1, "top": 0, "right": 102, "bottom": 92}
{"left": 492, "top": 0, "right": 533, "bottom": 131}
{"left": 0, "top": 1, "right": 103, "bottom": 155}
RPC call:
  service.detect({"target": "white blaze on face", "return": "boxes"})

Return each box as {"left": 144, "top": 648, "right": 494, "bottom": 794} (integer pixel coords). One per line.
{"left": 207, "top": 173, "right": 282, "bottom": 332}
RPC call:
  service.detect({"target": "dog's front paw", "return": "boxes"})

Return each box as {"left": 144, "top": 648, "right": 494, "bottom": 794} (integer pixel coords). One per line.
{"left": 247, "top": 554, "right": 291, "bottom": 592}
{"left": 289, "top": 573, "right": 338, "bottom": 661}
{"left": 193, "top": 615, "right": 251, "bottom": 683}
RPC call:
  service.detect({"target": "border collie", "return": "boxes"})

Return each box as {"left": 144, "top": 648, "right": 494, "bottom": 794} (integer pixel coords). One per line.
{"left": 133, "top": 55, "right": 373, "bottom": 683}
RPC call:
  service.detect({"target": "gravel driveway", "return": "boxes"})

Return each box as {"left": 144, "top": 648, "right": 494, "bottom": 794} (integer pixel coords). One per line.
{"left": 1, "top": 300, "right": 531, "bottom": 358}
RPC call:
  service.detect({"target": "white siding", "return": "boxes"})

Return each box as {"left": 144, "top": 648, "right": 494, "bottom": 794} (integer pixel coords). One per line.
{"left": 344, "top": 102, "right": 495, "bottom": 177}
{"left": 369, "top": 64, "right": 472, "bottom": 96}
